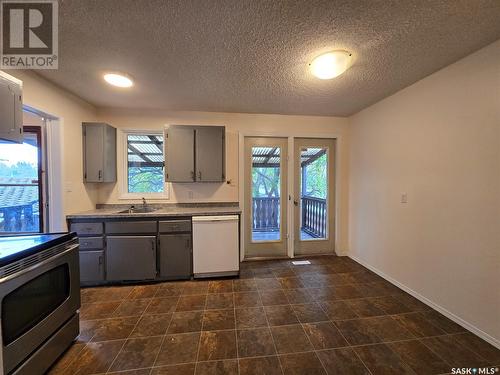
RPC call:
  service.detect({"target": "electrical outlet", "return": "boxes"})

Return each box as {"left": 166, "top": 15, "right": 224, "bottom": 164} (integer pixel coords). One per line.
{"left": 401, "top": 193, "right": 408, "bottom": 203}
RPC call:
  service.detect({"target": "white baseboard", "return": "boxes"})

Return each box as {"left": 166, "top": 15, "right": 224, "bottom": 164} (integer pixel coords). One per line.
{"left": 348, "top": 254, "right": 500, "bottom": 349}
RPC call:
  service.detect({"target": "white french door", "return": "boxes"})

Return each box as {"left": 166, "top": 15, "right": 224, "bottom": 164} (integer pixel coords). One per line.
{"left": 293, "top": 138, "right": 335, "bottom": 256}
{"left": 243, "top": 136, "right": 336, "bottom": 259}
{"left": 244, "top": 137, "right": 288, "bottom": 258}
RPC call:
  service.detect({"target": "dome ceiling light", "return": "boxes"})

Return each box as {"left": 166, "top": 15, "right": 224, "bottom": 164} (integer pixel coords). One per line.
{"left": 310, "top": 51, "right": 352, "bottom": 80}
{"left": 103, "top": 72, "right": 134, "bottom": 88}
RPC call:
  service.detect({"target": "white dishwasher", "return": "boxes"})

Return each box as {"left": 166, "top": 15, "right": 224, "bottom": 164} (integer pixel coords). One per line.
{"left": 192, "top": 215, "right": 239, "bottom": 278}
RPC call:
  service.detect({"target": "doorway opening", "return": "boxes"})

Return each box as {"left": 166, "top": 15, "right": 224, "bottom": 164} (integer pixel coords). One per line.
{"left": 293, "top": 138, "right": 335, "bottom": 256}
{"left": 244, "top": 137, "right": 288, "bottom": 258}
{"left": 243, "top": 136, "right": 336, "bottom": 260}
{"left": 0, "top": 111, "right": 48, "bottom": 234}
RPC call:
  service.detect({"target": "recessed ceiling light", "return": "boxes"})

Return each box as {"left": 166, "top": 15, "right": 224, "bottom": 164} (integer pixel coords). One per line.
{"left": 103, "top": 73, "right": 134, "bottom": 88}
{"left": 310, "top": 51, "right": 352, "bottom": 80}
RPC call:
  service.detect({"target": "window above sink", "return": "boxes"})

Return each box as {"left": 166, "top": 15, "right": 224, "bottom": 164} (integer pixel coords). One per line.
{"left": 119, "top": 130, "right": 170, "bottom": 200}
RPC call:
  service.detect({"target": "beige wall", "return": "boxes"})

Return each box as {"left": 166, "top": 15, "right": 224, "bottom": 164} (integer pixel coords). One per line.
{"left": 97, "top": 109, "right": 350, "bottom": 252}
{"left": 349, "top": 40, "right": 500, "bottom": 344}
{"left": 9, "top": 71, "right": 99, "bottom": 223}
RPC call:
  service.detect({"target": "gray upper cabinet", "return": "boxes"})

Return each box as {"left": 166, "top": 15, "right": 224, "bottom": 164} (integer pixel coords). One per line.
{"left": 0, "top": 71, "right": 23, "bottom": 143}
{"left": 165, "top": 125, "right": 225, "bottom": 182}
{"left": 195, "top": 126, "right": 225, "bottom": 182}
{"left": 83, "top": 122, "right": 117, "bottom": 182}
{"left": 165, "top": 125, "right": 195, "bottom": 182}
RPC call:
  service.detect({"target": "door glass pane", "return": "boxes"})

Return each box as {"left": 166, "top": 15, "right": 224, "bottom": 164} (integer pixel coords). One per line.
{"left": 2, "top": 264, "right": 70, "bottom": 345}
{"left": 300, "top": 148, "right": 328, "bottom": 240}
{"left": 0, "top": 132, "right": 41, "bottom": 233}
{"left": 251, "top": 146, "right": 281, "bottom": 242}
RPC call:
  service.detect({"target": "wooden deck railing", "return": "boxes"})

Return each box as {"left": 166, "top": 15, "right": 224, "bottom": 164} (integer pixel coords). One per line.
{"left": 252, "top": 197, "right": 280, "bottom": 232}
{"left": 301, "top": 196, "right": 327, "bottom": 238}
{"left": 252, "top": 196, "right": 327, "bottom": 238}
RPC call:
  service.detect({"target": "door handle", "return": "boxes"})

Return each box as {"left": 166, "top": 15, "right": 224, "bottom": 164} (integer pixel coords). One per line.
{"left": 98, "top": 255, "right": 103, "bottom": 265}
{"left": 293, "top": 200, "right": 299, "bottom": 206}
{"left": 190, "top": 171, "right": 195, "bottom": 181}
{"left": 198, "top": 171, "right": 202, "bottom": 180}
{"left": 98, "top": 170, "right": 102, "bottom": 180}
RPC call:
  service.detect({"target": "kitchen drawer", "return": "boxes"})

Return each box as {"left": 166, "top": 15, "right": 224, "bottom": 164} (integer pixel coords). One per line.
{"left": 159, "top": 220, "right": 191, "bottom": 233}
{"left": 105, "top": 221, "right": 157, "bottom": 234}
{"left": 78, "top": 236, "right": 104, "bottom": 250}
{"left": 70, "top": 222, "right": 103, "bottom": 236}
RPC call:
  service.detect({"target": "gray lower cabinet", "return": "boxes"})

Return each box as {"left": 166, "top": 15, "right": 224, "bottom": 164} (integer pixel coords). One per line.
{"left": 106, "top": 236, "right": 157, "bottom": 281}
{"left": 80, "top": 250, "right": 105, "bottom": 282}
{"left": 159, "top": 234, "right": 191, "bottom": 279}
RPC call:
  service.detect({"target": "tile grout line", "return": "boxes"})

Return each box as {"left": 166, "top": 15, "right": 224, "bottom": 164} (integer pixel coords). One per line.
{"left": 193, "top": 284, "right": 209, "bottom": 374}
{"left": 256, "top": 285, "right": 285, "bottom": 375}
{"left": 314, "top": 294, "right": 375, "bottom": 375}
{"left": 293, "top": 302, "right": 331, "bottom": 375}
{"left": 233, "top": 286, "right": 241, "bottom": 375}
{"left": 148, "top": 283, "right": 182, "bottom": 375}
{"left": 105, "top": 285, "right": 160, "bottom": 374}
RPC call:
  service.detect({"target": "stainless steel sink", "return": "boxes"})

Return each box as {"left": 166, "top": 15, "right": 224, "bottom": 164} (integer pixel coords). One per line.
{"left": 118, "top": 206, "right": 157, "bottom": 214}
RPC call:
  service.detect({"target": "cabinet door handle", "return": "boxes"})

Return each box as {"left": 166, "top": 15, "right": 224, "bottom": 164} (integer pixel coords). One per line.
{"left": 198, "top": 171, "right": 202, "bottom": 180}
{"left": 151, "top": 239, "right": 155, "bottom": 251}
{"left": 98, "top": 170, "right": 102, "bottom": 180}
{"left": 190, "top": 171, "right": 195, "bottom": 181}
{"left": 98, "top": 255, "right": 103, "bottom": 265}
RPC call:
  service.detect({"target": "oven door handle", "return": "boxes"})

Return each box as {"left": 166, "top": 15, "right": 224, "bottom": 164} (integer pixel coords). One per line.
{"left": 0, "top": 243, "right": 79, "bottom": 284}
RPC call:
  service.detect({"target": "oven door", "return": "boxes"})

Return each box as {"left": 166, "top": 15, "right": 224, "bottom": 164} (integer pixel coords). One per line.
{"left": 0, "top": 240, "right": 80, "bottom": 374}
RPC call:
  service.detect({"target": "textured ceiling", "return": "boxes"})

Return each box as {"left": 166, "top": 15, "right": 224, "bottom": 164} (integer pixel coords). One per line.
{"left": 34, "top": 0, "right": 500, "bottom": 116}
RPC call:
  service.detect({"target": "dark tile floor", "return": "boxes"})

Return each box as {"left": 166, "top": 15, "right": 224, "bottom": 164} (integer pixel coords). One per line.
{"left": 48, "top": 256, "right": 500, "bottom": 375}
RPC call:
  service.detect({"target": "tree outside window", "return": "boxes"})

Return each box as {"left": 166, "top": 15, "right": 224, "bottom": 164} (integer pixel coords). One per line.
{"left": 127, "top": 134, "right": 164, "bottom": 194}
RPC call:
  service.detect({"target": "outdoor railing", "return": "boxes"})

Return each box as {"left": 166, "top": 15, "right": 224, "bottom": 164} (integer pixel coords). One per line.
{"left": 252, "top": 197, "right": 280, "bottom": 232}
{"left": 0, "top": 202, "right": 39, "bottom": 232}
{"left": 301, "top": 196, "right": 327, "bottom": 238}
{"left": 251, "top": 196, "right": 327, "bottom": 238}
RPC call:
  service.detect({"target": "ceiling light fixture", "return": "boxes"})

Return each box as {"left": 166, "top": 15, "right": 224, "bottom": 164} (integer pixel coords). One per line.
{"left": 103, "top": 72, "right": 134, "bottom": 88}
{"left": 310, "top": 51, "right": 352, "bottom": 80}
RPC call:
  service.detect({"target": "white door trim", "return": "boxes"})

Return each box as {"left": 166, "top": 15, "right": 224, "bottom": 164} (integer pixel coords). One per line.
{"left": 45, "top": 118, "right": 64, "bottom": 231}
{"left": 24, "top": 105, "right": 64, "bottom": 232}
{"left": 238, "top": 131, "right": 345, "bottom": 260}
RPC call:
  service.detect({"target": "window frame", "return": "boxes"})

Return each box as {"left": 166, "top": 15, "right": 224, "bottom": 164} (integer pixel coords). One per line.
{"left": 119, "top": 129, "right": 169, "bottom": 200}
